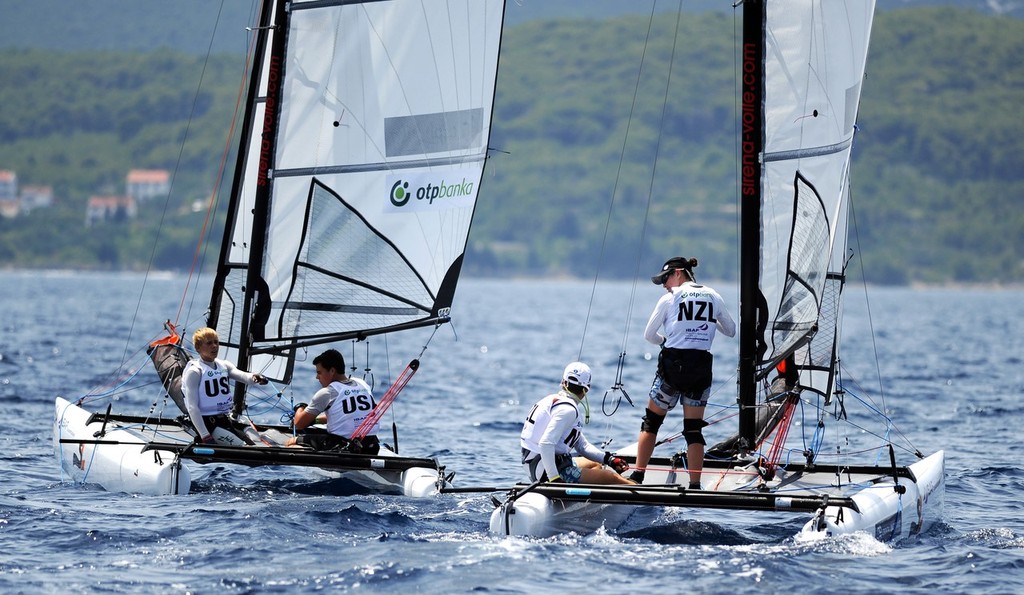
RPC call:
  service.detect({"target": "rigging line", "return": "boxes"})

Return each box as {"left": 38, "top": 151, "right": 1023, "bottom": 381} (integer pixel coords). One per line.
{"left": 624, "top": 0, "right": 687, "bottom": 347}
{"left": 616, "top": 0, "right": 687, "bottom": 345}
{"left": 181, "top": 4, "right": 261, "bottom": 327}
{"left": 112, "top": 0, "right": 231, "bottom": 374}
{"left": 576, "top": 0, "right": 661, "bottom": 359}
{"left": 847, "top": 186, "right": 922, "bottom": 455}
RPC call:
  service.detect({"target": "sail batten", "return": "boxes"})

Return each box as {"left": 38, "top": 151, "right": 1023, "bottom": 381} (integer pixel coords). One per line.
{"left": 272, "top": 154, "right": 488, "bottom": 178}
{"left": 764, "top": 136, "right": 853, "bottom": 162}
{"left": 739, "top": 0, "right": 875, "bottom": 447}
{"left": 209, "top": 0, "right": 505, "bottom": 385}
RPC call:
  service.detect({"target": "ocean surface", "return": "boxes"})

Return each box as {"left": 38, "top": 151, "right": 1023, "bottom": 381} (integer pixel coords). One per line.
{"left": 1, "top": 270, "right": 1022, "bottom": 594}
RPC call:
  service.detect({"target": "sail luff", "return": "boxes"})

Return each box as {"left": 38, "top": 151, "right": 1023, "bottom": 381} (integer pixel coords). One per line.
{"left": 236, "top": 0, "right": 289, "bottom": 373}
{"left": 208, "top": 0, "right": 275, "bottom": 335}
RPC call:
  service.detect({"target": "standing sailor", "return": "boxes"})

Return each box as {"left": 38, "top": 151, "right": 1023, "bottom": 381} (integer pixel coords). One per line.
{"left": 631, "top": 257, "right": 736, "bottom": 488}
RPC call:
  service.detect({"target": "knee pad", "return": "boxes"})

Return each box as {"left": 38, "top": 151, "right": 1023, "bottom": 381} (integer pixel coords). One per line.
{"left": 683, "top": 418, "right": 708, "bottom": 446}
{"left": 641, "top": 408, "right": 666, "bottom": 434}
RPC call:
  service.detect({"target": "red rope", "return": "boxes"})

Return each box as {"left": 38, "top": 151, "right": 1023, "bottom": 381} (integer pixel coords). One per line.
{"left": 759, "top": 394, "right": 799, "bottom": 470}
{"left": 351, "top": 359, "right": 420, "bottom": 439}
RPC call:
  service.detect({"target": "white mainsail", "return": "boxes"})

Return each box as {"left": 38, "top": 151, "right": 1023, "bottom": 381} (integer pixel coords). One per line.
{"left": 748, "top": 0, "right": 876, "bottom": 403}
{"left": 210, "top": 0, "right": 506, "bottom": 382}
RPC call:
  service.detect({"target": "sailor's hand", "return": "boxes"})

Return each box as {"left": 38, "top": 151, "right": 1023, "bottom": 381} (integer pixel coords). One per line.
{"left": 547, "top": 475, "right": 562, "bottom": 483}
{"left": 293, "top": 402, "right": 308, "bottom": 413}
{"left": 604, "top": 451, "right": 629, "bottom": 473}
{"left": 252, "top": 373, "right": 268, "bottom": 385}
{"left": 200, "top": 434, "right": 216, "bottom": 445}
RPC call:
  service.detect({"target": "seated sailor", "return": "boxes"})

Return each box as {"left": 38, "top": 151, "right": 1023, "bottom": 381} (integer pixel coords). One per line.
{"left": 285, "top": 348, "right": 380, "bottom": 454}
{"left": 520, "top": 362, "right": 634, "bottom": 485}
{"left": 181, "top": 327, "right": 268, "bottom": 445}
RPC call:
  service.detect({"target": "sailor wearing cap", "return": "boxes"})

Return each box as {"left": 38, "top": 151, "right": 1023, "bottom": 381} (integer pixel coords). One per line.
{"left": 632, "top": 257, "right": 736, "bottom": 489}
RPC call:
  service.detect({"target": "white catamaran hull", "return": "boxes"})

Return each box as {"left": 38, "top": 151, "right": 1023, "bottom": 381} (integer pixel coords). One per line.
{"left": 54, "top": 397, "right": 442, "bottom": 498}
{"left": 489, "top": 450, "right": 945, "bottom": 540}
{"left": 798, "top": 450, "right": 945, "bottom": 541}
{"left": 489, "top": 490, "right": 633, "bottom": 538}
{"left": 54, "top": 397, "right": 191, "bottom": 495}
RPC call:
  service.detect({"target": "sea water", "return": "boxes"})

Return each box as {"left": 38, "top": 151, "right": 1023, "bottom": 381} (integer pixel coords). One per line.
{"left": 0, "top": 270, "right": 1021, "bottom": 593}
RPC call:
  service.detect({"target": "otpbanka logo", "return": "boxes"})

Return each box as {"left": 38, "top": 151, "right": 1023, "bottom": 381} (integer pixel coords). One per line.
{"left": 390, "top": 180, "right": 412, "bottom": 207}
{"left": 387, "top": 171, "right": 476, "bottom": 212}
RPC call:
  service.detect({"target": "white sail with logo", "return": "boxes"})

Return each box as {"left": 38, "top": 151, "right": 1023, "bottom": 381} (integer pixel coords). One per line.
{"left": 209, "top": 0, "right": 505, "bottom": 383}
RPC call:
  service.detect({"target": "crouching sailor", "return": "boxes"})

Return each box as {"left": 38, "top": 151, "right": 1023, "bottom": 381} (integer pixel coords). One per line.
{"left": 285, "top": 348, "right": 380, "bottom": 455}
{"left": 520, "top": 362, "right": 635, "bottom": 485}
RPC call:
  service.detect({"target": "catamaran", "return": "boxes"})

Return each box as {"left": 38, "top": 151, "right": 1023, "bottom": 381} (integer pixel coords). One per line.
{"left": 489, "top": 0, "right": 944, "bottom": 540}
{"left": 54, "top": 0, "right": 506, "bottom": 496}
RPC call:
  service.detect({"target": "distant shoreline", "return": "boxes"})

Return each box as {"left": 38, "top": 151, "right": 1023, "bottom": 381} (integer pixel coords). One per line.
{"left": 4, "top": 267, "right": 1022, "bottom": 291}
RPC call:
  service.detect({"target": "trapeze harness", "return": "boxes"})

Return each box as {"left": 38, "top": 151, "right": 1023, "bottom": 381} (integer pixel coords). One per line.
{"left": 520, "top": 390, "right": 605, "bottom": 482}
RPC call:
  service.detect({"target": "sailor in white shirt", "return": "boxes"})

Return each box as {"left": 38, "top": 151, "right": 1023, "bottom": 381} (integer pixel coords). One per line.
{"left": 520, "top": 362, "right": 634, "bottom": 485}
{"left": 631, "top": 256, "right": 736, "bottom": 489}
{"left": 181, "top": 327, "right": 268, "bottom": 444}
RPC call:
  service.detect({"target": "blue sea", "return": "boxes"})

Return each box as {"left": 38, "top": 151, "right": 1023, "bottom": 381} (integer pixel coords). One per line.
{"left": 1, "top": 270, "right": 1022, "bottom": 593}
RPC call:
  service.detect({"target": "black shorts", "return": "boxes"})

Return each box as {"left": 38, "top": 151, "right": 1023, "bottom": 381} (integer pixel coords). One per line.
{"left": 657, "top": 348, "right": 713, "bottom": 396}
{"left": 295, "top": 429, "right": 380, "bottom": 455}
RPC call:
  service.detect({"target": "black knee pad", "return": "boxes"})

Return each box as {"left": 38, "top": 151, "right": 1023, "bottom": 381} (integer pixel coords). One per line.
{"left": 641, "top": 408, "right": 666, "bottom": 434}
{"left": 683, "top": 418, "right": 708, "bottom": 446}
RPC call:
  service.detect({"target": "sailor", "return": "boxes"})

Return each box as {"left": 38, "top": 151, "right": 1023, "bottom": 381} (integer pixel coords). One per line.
{"left": 520, "top": 362, "right": 634, "bottom": 485}
{"left": 181, "top": 327, "right": 268, "bottom": 445}
{"left": 285, "top": 348, "right": 380, "bottom": 454}
{"left": 631, "top": 256, "right": 736, "bottom": 488}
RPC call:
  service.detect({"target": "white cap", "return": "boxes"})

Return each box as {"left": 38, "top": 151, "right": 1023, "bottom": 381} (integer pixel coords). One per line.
{"left": 562, "top": 362, "right": 592, "bottom": 390}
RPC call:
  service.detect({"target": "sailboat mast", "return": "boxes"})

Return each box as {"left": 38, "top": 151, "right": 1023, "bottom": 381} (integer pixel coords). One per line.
{"left": 232, "top": 0, "right": 290, "bottom": 414}
{"left": 208, "top": 0, "right": 276, "bottom": 330}
{"left": 738, "top": 0, "right": 766, "bottom": 450}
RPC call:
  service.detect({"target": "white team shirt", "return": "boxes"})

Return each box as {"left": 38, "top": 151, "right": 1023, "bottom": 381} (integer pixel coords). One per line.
{"left": 644, "top": 281, "right": 736, "bottom": 350}
{"left": 520, "top": 389, "right": 605, "bottom": 480}
{"left": 305, "top": 377, "right": 379, "bottom": 438}
{"left": 181, "top": 357, "right": 259, "bottom": 437}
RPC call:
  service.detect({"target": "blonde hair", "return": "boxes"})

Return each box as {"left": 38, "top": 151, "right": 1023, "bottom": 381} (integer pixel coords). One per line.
{"left": 192, "top": 327, "right": 219, "bottom": 347}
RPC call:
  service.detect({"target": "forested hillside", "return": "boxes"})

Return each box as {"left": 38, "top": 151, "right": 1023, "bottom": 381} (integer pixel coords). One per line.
{"left": 0, "top": 7, "right": 1021, "bottom": 284}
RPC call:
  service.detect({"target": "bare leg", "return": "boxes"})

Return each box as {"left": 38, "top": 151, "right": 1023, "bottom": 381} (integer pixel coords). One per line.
{"left": 578, "top": 462, "right": 637, "bottom": 485}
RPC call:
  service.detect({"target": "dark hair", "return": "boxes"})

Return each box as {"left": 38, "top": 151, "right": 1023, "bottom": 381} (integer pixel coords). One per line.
{"left": 564, "top": 382, "right": 588, "bottom": 397}
{"left": 313, "top": 349, "right": 345, "bottom": 373}
{"left": 651, "top": 256, "right": 699, "bottom": 285}
{"left": 680, "top": 257, "right": 698, "bottom": 281}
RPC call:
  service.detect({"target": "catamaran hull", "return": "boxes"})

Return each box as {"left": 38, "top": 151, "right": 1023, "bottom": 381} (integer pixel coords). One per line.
{"left": 489, "top": 450, "right": 945, "bottom": 540}
{"left": 54, "top": 397, "right": 442, "bottom": 497}
{"left": 309, "top": 464, "right": 441, "bottom": 498}
{"left": 489, "top": 491, "right": 633, "bottom": 538}
{"left": 54, "top": 397, "right": 191, "bottom": 495}
{"left": 798, "top": 450, "right": 945, "bottom": 540}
